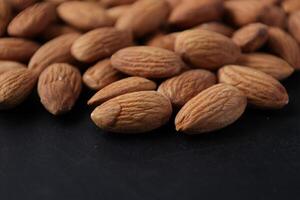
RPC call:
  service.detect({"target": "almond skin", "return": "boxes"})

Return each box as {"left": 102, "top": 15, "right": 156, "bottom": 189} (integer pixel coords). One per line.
{"left": 71, "top": 27, "right": 133, "bottom": 63}
{"left": 175, "top": 30, "right": 240, "bottom": 70}
{"left": 0, "top": 0, "right": 12, "bottom": 37}
{"left": 194, "top": 22, "right": 234, "bottom": 37}
{"left": 175, "top": 83, "right": 247, "bottom": 134}
{"left": 83, "top": 59, "right": 124, "bottom": 91}
{"left": 288, "top": 11, "right": 300, "bottom": 44}
{"left": 0, "top": 68, "right": 37, "bottom": 110}
{"left": 267, "top": 27, "right": 300, "bottom": 70}
{"left": 8, "top": 2, "right": 56, "bottom": 38}
{"left": 259, "top": 5, "right": 286, "bottom": 29}
{"left": 116, "top": 0, "right": 170, "bottom": 38}
{"left": 88, "top": 76, "right": 157, "bottom": 106}
{"left": 9, "top": 0, "right": 37, "bottom": 11}
{"left": 236, "top": 53, "right": 294, "bottom": 80}
{"left": 107, "top": 5, "right": 131, "bottom": 23}
{"left": 0, "top": 61, "right": 26, "bottom": 75}
{"left": 29, "top": 33, "right": 80, "bottom": 75}
{"left": 282, "top": 0, "right": 300, "bottom": 14}
{"left": 146, "top": 32, "right": 178, "bottom": 51}
{"left": 38, "top": 63, "right": 82, "bottom": 115}
{"left": 91, "top": 91, "right": 172, "bottom": 134}
{"left": 232, "top": 23, "right": 269, "bottom": 53}
{"left": 218, "top": 65, "right": 289, "bottom": 109}
{"left": 158, "top": 69, "right": 217, "bottom": 108}
{"left": 57, "top": 1, "right": 114, "bottom": 31}
{"left": 0, "top": 38, "right": 40, "bottom": 62}
{"left": 101, "top": 0, "right": 137, "bottom": 7}
{"left": 41, "top": 24, "right": 80, "bottom": 41}
{"left": 111, "top": 46, "right": 184, "bottom": 78}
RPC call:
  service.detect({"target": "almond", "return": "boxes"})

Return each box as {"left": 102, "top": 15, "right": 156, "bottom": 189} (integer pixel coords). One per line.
{"left": 165, "top": 0, "right": 182, "bottom": 8}
{"left": 288, "top": 11, "right": 300, "bottom": 44}
{"left": 83, "top": 59, "right": 124, "bottom": 90}
{"left": 101, "top": 0, "right": 137, "bottom": 7}
{"left": 38, "top": 63, "right": 82, "bottom": 115}
{"left": 57, "top": 1, "right": 114, "bottom": 31}
{"left": 71, "top": 27, "right": 133, "bottom": 63}
{"left": 10, "top": 0, "right": 37, "bottom": 11}
{"left": 282, "top": 0, "right": 300, "bottom": 14}
{"left": 236, "top": 53, "right": 294, "bottom": 80}
{"left": 29, "top": 33, "right": 80, "bottom": 75}
{"left": 0, "top": 0, "right": 12, "bottom": 37}
{"left": 267, "top": 27, "right": 300, "bottom": 70}
{"left": 0, "top": 38, "right": 40, "bottom": 62}
{"left": 0, "top": 68, "right": 37, "bottom": 110}
{"left": 175, "top": 83, "right": 247, "bottom": 134}
{"left": 41, "top": 24, "right": 80, "bottom": 41}
{"left": 107, "top": 5, "right": 131, "bottom": 23}
{"left": 88, "top": 76, "right": 157, "bottom": 106}
{"left": 175, "top": 29, "right": 240, "bottom": 70}
{"left": 158, "top": 69, "right": 217, "bottom": 108}
{"left": 111, "top": 46, "right": 184, "bottom": 78}
{"left": 232, "top": 23, "right": 268, "bottom": 52}
{"left": 218, "top": 65, "right": 289, "bottom": 109}
{"left": 0, "top": 61, "right": 26, "bottom": 75}
{"left": 8, "top": 2, "right": 56, "bottom": 38}
{"left": 194, "top": 22, "right": 234, "bottom": 37}
{"left": 259, "top": 5, "right": 286, "bottom": 29}
{"left": 146, "top": 32, "right": 178, "bottom": 51}
{"left": 91, "top": 91, "right": 172, "bottom": 133}
{"left": 168, "top": 0, "right": 224, "bottom": 29}
{"left": 116, "top": 0, "right": 170, "bottom": 38}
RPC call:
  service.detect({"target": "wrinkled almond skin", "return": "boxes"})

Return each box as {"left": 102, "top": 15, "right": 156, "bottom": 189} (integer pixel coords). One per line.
{"left": 83, "top": 59, "right": 124, "bottom": 91}
{"left": 8, "top": 2, "right": 56, "bottom": 38}
{"left": 175, "top": 83, "right": 247, "bottom": 134}
{"left": 38, "top": 63, "right": 82, "bottom": 115}
{"left": 236, "top": 53, "right": 294, "bottom": 80}
{"left": 29, "top": 33, "right": 80, "bottom": 75}
{"left": 71, "top": 27, "right": 133, "bottom": 63}
{"left": 168, "top": 0, "right": 224, "bottom": 29}
{"left": 288, "top": 11, "right": 300, "bottom": 44}
{"left": 259, "top": 5, "right": 286, "bottom": 29}
{"left": 267, "top": 27, "right": 300, "bottom": 70}
{"left": 0, "top": 68, "right": 37, "bottom": 110}
{"left": 0, "top": 38, "right": 40, "bottom": 62}
{"left": 232, "top": 23, "right": 268, "bottom": 53}
{"left": 88, "top": 76, "right": 157, "bottom": 106}
{"left": 41, "top": 24, "right": 80, "bottom": 41}
{"left": 91, "top": 91, "right": 172, "bottom": 134}
{"left": 194, "top": 22, "right": 234, "bottom": 37}
{"left": 218, "top": 65, "right": 289, "bottom": 109}
{"left": 146, "top": 32, "right": 178, "bottom": 51}
{"left": 111, "top": 46, "right": 184, "bottom": 78}
{"left": 0, "top": 0, "right": 12, "bottom": 37}
{"left": 57, "top": 1, "right": 114, "bottom": 31}
{"left": 0, "top": 61, "right": 26, "bottom": 75}
{"left": 116, "top": 0, "right": 170, "bottom": 38}
{"left": 175, "top": 30, "right": 240, "bottom": 70}
{"left": 158, "top": 69, "right": 217, "bottom": 108}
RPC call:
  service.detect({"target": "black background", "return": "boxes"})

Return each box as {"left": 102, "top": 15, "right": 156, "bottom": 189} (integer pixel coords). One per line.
{"left": 0, "top": 73, "right": 299, "bottom": 200}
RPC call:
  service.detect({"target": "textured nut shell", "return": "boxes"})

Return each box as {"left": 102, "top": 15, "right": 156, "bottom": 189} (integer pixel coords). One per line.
{"left": 57, "top": 1, "right": 114, "bottom": 31}
{"left": 111, "top": 46, "right": 183, "bottom": 78}
{"left": 71, "top": 28, "right": 132, "bottom": 63}
{"left": 38, "top": 63, "right": 82, "bottom": 115}
{"left": 0, "top": 68, "right": 37, "bottom": 110}
{"left": 0, "top": 61, "right": 26, "bottom": 75}
{"left": 0, "top": 38, "right": 40, "bottom": 62}
{"left": 232, "top": 23, "right": 268, "bottom": 52}
{"left": 0, "top": 0, "right": 12, "bottom": 37}
{"left": 8, "top": 2, "right": 56, "bottom": 38}
{"left": 147, "top": 32, "right": 178, "bottom": 51}
{"left": 218, "top": 65, "right": 289, "bottom": 109}
{"left": 29, "top": 33, "right": 80, "bottom": 75}
{"left": 175, "top": 30, "right": 240, "bottom": 70}
{"left": 91, "top": 91, "right": 172, "bottom": 134}
{"left": 288, "top": 11, "right": 300, "bottom": 44}
{"left": 116, "top": 0, "right": 170, "bottom": 38}
{"left": 88, "top": 76, "right": 157, "bottom": 106}
{"left": 175, "top": 83, "right": 247, "bottom": 134}
{"left": 41, "top": 24, "right": 80, "bottom": 41}
{"left": 236, "top": 53, "right": 294, "bottom": 80}
{"left": 194, "top": 22, "right": 234, "bottom": 37}
{"left": 267, "top": 27, "right": 300, "bottom": 70}
{"left": 158, "top": 69, "right": 217, "bottom": 108}
{"left": 83, "top": 59, "right": 124, "bottom": 90}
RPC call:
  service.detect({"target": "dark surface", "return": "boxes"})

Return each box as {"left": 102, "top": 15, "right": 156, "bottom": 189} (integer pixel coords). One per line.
{"left": 0, "top": 73, "right": 300, "bottom": 200}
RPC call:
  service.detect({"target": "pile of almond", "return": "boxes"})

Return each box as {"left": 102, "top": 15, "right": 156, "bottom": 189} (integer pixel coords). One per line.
{"left": 0, "top": 0, "right": 299, "bottom": 135}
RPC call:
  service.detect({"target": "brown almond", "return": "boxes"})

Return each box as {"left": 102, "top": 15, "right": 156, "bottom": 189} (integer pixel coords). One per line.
{"left": 267, "top": 27, "right": 300, "bottom": 70}
{"left": 288, "top": 11, "right": 300, "bottom": 44}
{"left": 101, "top": 0, "right": 137, "bottom": 7}
{"left": 0, "top": 61, "right": 26, "bottom": 75}
{"left": 91, "top": 91, "right": 172, "bottom": 134}
{"left": 0, "top": 38, "right": 40, "bottom": 62}
{"left": 29, "top": 33, "right": 80, "bottom": 75}
{"left": 83, "top": 59, "right": 124, "bottom": 90}
{"left": 8, "top": 2, "right": 56, "bottom": 38}
{"left": 38, "top": 63, "right": 82, "bottom": 115}
{"left": 116, "top": 0, "right": 170, "bottom": 38}
{"left": 111, "top": 46, "right": 184, "bottom": 78}
{"left": 165, "top": 0, "right": 182, "bottom": 9}
{"left": 259, "top": 5, "right": 286, "bottom": 29}
{"left": 146, "top": 32, "right": 178, "bottom": 51}
{"left": 57, "top": 1, "right": 114, "bottom": 31}
{"left": 175, "top": 83, "right": 247, "bottom": 134}
{"left": 158, "top": 69, "right": 217, "bottom": 108}
{"left": 71, "top": 27, "right": 133, "bottom": 63}
{"left": 88, "top": 76, "right": 157, "bottom": 106}
{"left": 41, "top": 24, "right": 80, "bottom": 41}
{"left": 282, "top": 0, "right": 300, "bottom": 14}
{"left": 232, "top": 23, "right": 268, "bottom": 52}
{"left": 0, "top": 68, "right": 37, "bottom": 110}
{"left": 236, "top": 53, "right": 294, "bottom": 80}
{"left": 194, "top": 22, "right": 234, "bottom": 37}
{"left": 10, "top": 0, "right": 37, "bottom": 11}
{"left": 175, "top": 29, "right": 240, "bottom": 70}
{"left": 107, "top": 5, "right": 131, "bottom": 23}
{"left": 218, "top": 65, "right": 289, "bottom": 109}
{"left": 0, "top": 0, "right": 12, "bottom": 37}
